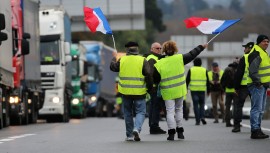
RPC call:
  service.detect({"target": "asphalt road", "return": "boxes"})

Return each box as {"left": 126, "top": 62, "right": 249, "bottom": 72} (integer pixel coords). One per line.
{"left": 0, "top": 117, "right": 269, "bottom": 153}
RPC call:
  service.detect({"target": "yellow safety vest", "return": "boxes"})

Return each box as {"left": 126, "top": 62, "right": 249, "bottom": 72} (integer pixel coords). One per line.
{"left": 118, "top": 56, "right": 147, "bottom": 95}
{"left": 44, "top": 56, "right": 53, "bottom": 62}
{"left": 154, "top": 54, "right": 187, "bottom": 100}
{"left": 189, "top": 66, "right": 207, "bottom": 91}
{"left": 246, "top": 45, "right": 270, "bottom": 84}
{"left": 240, "top": 54, "right": 249, "bottom": 85}
{"left": 146, "top": 54, "right": 159, "bottom": 62}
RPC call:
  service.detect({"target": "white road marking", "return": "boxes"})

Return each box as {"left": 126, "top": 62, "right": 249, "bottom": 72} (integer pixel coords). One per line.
{"left": 0, "top": 133, "right": 36, "bottom": 144}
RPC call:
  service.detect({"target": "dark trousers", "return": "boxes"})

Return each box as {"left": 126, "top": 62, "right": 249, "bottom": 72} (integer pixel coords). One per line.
{"left": 233, "top": 87, "right": 250, "bottom": 127}
{"left": 191, "top": 91, "right": 206, "bottom": 123}
{"left": 225, "top": 92, "right": 238, "bottom": 124}
{"left": 148, "top": 92, "right": 164, "bottom": 129}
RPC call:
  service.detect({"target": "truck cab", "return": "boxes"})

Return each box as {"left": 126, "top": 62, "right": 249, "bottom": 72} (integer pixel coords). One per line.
{"left": 70, "top": 44, "right": 88, "bottom": 118}
{"left": 38, "top": 7, "right": 72, "bottom": 122}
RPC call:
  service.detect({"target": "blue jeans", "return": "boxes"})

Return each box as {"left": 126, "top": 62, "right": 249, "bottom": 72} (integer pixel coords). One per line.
{"left": 122, "top": 96, "right": 146, "bottom": 137}
{"left": 191, "top": 91, "right": 205, "bottom": 123}
{"left": 248, "top": 85, "right": 267, "bottom": 131}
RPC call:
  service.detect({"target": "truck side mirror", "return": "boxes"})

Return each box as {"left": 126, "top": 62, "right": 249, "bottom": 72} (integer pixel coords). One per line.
{"left": 23, "top": 33, "right": 31, "bottom": 39}
{"left": 21, "top": 39, "right": 30, "bottom": 55}
{"left": 0, "top": 14, "right": 6, "bottom": 30}
{"left": 0, "top": 32, "right": 8, "bottom": 42}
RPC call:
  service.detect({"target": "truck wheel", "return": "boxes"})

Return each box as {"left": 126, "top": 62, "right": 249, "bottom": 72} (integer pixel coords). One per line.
{"left": 29, "top": 95, "right": 38, "bottom": 124}
{"left": 62, "top": 95, "right": 70, "bottom": 123}
{"left": 3, "top": 89, "right": 10, "bottom": 127}
{"left": 22, "top": 93, "right": 29, "bottom": 125}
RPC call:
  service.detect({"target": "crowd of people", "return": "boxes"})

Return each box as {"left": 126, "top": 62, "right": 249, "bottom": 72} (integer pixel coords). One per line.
{"left": 110, "top": 34, "right": 270, "bottom": 141}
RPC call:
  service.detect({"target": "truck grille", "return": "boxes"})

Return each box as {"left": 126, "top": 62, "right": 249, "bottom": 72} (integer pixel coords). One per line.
{"left": 41, "top": 72, "right": 55, "bottom": 89}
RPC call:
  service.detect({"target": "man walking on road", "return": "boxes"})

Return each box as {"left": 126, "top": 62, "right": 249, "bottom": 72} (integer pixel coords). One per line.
{"left": 186, "top": 58, "right": 209, "bottom": 125}
{"left": 232, "top": 42, "right": 253, "bottom": 133}
{"left": 110, "top": 41, "right": 153, "bottom": 141}
{"left": 146, "top": 42, "right": 166, "bottom": 134}
{"left": 247, "top": 35, "right": 270, "bottom": 139}
{"left": 208, "top": 62, "right": 225, "bottom": 123}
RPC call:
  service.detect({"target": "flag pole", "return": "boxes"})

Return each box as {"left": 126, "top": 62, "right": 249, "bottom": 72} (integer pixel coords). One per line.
{"left": 207, "top": 33, "right": 221, "bottom": 44}
{"left": 112, "top": 35, "right": 117, "bottom": 52}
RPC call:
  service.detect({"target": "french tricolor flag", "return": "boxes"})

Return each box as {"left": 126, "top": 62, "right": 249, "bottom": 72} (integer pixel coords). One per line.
{"left": 84, "top": 7, "right": 113, "bottom": 35}
{"left": 184, "top": 17, "right": 241, "bottom": 34}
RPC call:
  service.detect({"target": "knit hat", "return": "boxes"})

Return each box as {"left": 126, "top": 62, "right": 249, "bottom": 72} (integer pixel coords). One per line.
{"left": 256, "top": 35, "right": 269, "bottom": 45}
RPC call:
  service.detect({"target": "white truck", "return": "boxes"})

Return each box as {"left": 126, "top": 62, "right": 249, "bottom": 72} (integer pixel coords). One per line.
{"left": 38, "top": 6, "right": 72, "bottom": 122}
{"left": 0, "top": 0, "right": 13, "bottom": 129}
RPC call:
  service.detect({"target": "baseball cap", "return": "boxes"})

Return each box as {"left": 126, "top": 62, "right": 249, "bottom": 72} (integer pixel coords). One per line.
{"left": 242, "top": 42, "right": 254, "bottom": 48}
{"left": 212, "top": 62, "right": 218, "bottom": 67}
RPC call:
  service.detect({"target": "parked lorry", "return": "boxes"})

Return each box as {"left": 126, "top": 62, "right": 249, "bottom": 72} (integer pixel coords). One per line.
{"left": 38, "top": 6, "right": 72, "bottom": 122}
{"left": 70, "top": 44, "right": 88, "bottom": 118}
{"left": 79, "top": 41, "right": 117, "bottom": 117}
{"left": 8, "top": 0, "right": 43, "bottom": 125}
{"left": 0, "top": 0, "right": 13, "bottom": 129}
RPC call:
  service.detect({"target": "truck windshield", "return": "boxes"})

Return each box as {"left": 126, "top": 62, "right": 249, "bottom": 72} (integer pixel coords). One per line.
{"left": 87, "top": 66, "right": 96, "bottom": 82}
{"left": 40, "top": 41, "right": 60, "bottom": 65}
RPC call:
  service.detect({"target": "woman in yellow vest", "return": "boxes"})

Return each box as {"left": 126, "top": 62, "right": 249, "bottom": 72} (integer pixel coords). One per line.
{"left": 246, "top": 35, "right": 270, "bottom": 139}
{"left": 110, "top": 41, "right": 153, "bottom": 141}
{"left": 153, "top": 41, "right": 207, "bottom": 141}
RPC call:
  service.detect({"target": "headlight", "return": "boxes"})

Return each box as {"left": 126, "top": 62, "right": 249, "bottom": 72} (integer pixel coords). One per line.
{"left": 52, "top": 97, "right": 60, "bottom": 103}
{"left": 204, "top": 105, "right": 208, "bottom": 110}
{"left": 90, "top": 96, "right": 97, "bottom": 102}
{"left": 9, "top": 96, "right": 19, "bottom": 104}
{"left": 72, "top": 98, "right": 79, "bottom": 105}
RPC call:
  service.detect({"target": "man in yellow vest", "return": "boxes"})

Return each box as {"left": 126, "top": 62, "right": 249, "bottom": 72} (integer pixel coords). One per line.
{"left": 232, "top": 42, "right": 254, "bottom": 133}
{"left": 221, "top": 59, "right": 239, "bottom": 127}
{"left": 153, "top": 41, "right": 207, "bottom": 141}
{"left": 186, "top": 58, "right": 209, "bottom": 125}
{"left": 247, "top": 35, "right": 269, "bottom": 139}
{"left": 110, "top": 41, "right": 152, "bottom": 141}
{"left": 208, "top": 62, "right": 225, "bottom": 123}
{"left": 146, "top": 42, "right": 166, "bottom": 134}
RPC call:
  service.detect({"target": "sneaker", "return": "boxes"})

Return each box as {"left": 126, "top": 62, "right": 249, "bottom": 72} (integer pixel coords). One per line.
{"left": 150, "top": 127, "right": 167, "bottom": 134}
{"left": 125, "top": 137, "right": 134, "bottom": 141}
{"left": 195, "top": 122, "right": 200, "bottom": 125}
{"left": 251, "top": 130, "right": 269, "bottom": 139}
{"left": 259, "top": 130, "right": 269, "bottom": 138}
{"left": 133, "top": 130, "right": 141, "bottom": 141}
{"left": 213, "top": 120, "right": 219, "bottom": 123}
{"left": 201, "top": 119, "right": 207, "bottom": 125}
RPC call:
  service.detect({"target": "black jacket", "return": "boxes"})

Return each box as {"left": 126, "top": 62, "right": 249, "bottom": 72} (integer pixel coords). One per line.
{"left": 221, "top": 62, "right": 238, "bottom": 91}
{"left": 234, "top": 56, "right": 246, "bottom": 90}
